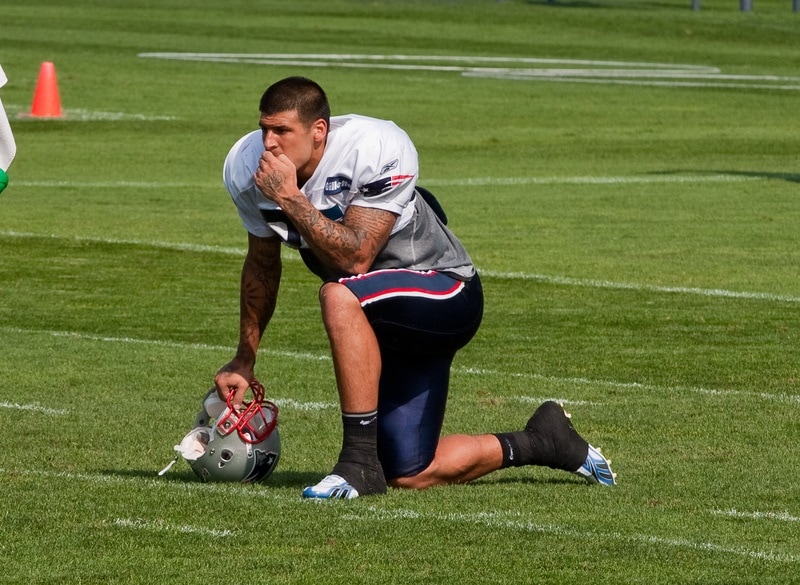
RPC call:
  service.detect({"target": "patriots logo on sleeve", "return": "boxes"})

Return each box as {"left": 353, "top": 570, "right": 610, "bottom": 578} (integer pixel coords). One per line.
{"left": 361, "top": 174, "right": 415, "bottom": 197}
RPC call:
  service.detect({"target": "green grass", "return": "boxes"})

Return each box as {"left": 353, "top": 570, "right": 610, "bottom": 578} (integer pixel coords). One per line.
{"left": 1, "top": 0, "right": 799, "bottom": 583}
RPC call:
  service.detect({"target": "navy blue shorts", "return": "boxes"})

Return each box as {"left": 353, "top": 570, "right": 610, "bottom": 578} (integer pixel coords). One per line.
{"left": 338, "top": 269, "right": 484, "bottom": 479}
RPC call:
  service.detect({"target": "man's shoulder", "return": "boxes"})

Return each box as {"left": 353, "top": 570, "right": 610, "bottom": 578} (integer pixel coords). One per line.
{"left": 329, "top": 115, "right": 412, "bottom": 155}
{"left": 331, "top": 114, "right": 406, "bottom": 137}
{"left": 223, "top": 130, "right": 262, "bottom": 194}
{"left": 227, "top": 129, "right": 262, "bottom": 161}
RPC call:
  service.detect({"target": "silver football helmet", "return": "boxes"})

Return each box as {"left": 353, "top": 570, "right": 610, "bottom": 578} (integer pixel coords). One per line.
{"left": 164, "top": 380, "right": 280, "bottom": 483}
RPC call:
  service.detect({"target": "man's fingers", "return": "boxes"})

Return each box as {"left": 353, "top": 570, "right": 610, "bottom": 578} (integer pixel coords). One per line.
{"left": 214, "top": 382, "right": 230, "bottom": 402}
{"left": 214, "top": 374, "right": 243, "bottom": 399}
{"left": 232, "top": 385, "right": 249, "bottom": 410}
{"left": 214, "top": 381, "right": 249, "bottom": 411}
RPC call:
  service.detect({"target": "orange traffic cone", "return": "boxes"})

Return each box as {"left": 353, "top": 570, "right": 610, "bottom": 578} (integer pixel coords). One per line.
{"left": 30, "top": 62, "right": 63, "bottom": 118}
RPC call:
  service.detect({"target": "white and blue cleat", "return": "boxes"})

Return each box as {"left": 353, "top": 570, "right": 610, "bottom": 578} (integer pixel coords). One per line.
{"left": 302, "top": 474, "right": 360, "bottom": 499}
{"left": 575, "top": 444, "right": 616, "bottom": 486}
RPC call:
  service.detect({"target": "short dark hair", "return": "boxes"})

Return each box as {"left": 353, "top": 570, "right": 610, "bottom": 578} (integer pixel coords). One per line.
{"left": 259, "top": 76, "right": 330, "bottom": 128}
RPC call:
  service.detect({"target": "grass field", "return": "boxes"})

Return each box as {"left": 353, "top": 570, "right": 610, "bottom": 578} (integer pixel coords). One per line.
{"left": 1, "top": 0, "right": 799, "bottom": 583}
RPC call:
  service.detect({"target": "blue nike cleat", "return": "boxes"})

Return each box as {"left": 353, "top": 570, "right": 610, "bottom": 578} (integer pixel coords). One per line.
{"left": 302, "top": 474, "right": 360, "bottom": 499}
{"left": 574, "top": 444, "right": 616, "bottom": 486}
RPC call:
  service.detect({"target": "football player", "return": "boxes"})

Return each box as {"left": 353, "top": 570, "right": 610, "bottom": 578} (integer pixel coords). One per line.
{"left": 214, "top": 76, "right": 615, "bottom": 498}
{"left": 0, "top": 65, "right": 16, "bottom": 193}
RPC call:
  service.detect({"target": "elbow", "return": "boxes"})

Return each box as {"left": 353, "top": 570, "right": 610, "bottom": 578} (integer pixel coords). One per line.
{"left": 348, "top": 257, "right": 375, "bottom": 276}
{"left": 347, "top": 242, "right": 383, "bottom": 275}
{"left": 326, "top": 242, "right": 379, "bottom": 276}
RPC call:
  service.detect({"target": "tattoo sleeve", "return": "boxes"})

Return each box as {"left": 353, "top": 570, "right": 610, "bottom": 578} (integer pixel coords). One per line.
{"left": 279, "top": 194, "right": 397, "bottom": 275}
{"left": 237, "top": 234, "right": 282, "bottom": 365}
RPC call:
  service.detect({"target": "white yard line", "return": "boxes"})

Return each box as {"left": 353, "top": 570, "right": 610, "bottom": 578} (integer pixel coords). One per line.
{"left": 11, "top": 180, "right": 209, "bottom": 188}
{"left": 137, "top": 53, "right": 800, "bottom": 90}
{"left": 3, "top": 467, "right": 797, "bottom": 562}
{"left": 3, "top": 326, "right": 798, "bottom": 407}
{"left": 140, "top": 53, "right": 720, "bottom": 71}
{"left": 423, "top": 174, "right": 763, "bottom": 186}
{"left": 477, "top": 271, "right": 800, "bottom": 303}
{"left": 0, "top": 229, "right": 247, "bottom": 255}
{"left": 466, "top": 72, "right": 800, "bottom": 91}
{"left": 461, "top": 366, "right": 800, "bottom": 406}
{"left": 7, "top": 103, "right": 176, "bottom": 122}
{"left": 0, "top": 467, "right": 285, "bottom": 498}
{"left": 347, "top": 507, "right": 800, "bottom": 564}
{"left": 7, "top": 173, "right": 767, "bottom": 189}
{"left": 2, "top": 229, "right": 796, "bottom": 303}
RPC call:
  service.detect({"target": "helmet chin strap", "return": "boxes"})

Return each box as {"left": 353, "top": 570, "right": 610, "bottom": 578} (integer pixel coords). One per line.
{"left": 158, "top": 457, "right": 178, "bottom": 476}
{"left": 159, "top": 427, "right": 211, "bottom": 475}
{"left": 159, "top": 387, "right": 221, "bottom": 477}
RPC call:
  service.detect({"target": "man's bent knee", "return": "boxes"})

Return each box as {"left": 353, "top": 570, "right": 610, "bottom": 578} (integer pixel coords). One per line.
{"left": 319, "top": 281, "right": 359, "bottom": 315}
{"left": 387, "top": 465, "right": 444, "bottom": 491}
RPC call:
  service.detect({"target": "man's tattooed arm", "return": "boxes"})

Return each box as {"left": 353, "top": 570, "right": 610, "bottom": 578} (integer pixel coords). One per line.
{"left": 279, "top": 194, "right": 397, "bottom": 276}
{"left": 235, "top": 233, "right": 282, "bottom": 366}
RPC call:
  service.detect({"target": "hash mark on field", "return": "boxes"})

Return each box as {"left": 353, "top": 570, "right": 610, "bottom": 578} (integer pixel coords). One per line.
{"left": 0, "top": 401, "right": 68, "bottom": 415}
{"left": 112, "top": 517, "right": 234, "bottom": 538}
{"left": 273, "top": 398, "right": 337, "bottom": 411}
{"left": 712, "top": 509, "right": 800, "bottom": 523}
{"left": 512, "top": 395, "right": 603, "bottom": 407}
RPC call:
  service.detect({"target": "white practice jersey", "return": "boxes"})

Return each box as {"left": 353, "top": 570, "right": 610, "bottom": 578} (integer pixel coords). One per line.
{"left": 223, "top": 114, "right": 474, "bottom": 280}
{"left": 0, "top": 65, "right": 16, "bottom": 172}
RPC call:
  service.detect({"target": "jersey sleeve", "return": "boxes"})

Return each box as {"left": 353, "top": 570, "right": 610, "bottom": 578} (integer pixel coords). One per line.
{"left": 347, "top": 125, "right": 419, "bottom": 216}
{"left": 222, "top": 131, "right": 277, "bottom": 239}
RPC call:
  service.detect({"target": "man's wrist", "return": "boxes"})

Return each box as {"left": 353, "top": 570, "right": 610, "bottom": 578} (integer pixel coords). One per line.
{"left": 230, "top": 341, "right": 257, "bottom": 366}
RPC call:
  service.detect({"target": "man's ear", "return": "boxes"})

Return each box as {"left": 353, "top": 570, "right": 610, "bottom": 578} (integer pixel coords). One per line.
{"left": 312, "top": 118, "right": 328, "bottom": 143}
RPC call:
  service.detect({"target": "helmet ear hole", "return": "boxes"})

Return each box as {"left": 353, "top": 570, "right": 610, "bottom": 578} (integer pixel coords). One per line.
{"left": 220, "top": 449, "right": 234, "bottom": 464}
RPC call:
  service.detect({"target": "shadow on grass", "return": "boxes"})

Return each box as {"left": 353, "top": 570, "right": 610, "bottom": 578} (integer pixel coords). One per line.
{"left": 524, "top": 0, "right": 681, "bottom": 8}
{"left": 109, "top": 468, "right": 593, "bottom": 491}
{"left": 104, "top": 467, "right": 320, "bottom": 488}
{"left": 715, "top": 170, "right": 800, "bottom": 183}
{"left": 654, "top": 170, "right": 800, "bottom": 183}
{"left": 464, "top": 474, "right": 590, "bottom": 489}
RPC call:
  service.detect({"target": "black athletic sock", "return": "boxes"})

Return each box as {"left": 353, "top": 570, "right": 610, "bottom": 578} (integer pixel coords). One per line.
{"left": 331, "top": 411, "right": 387, "bottom": 496}
{"left": 495, "top": 401, "right": 589, "bottom": 472}
{"left": 495, "top": 432, "right": 527, "bottom": 468}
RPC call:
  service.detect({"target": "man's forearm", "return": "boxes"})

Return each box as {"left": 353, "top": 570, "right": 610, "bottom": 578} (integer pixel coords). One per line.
{"left": 254, "top": 151, "right": 397, "bottom": 276}
{"left": 236, "top": 236, "right": 282, "bottom": 364}
{"left": 279, "top": 193, "right": 395, "bottom": 275}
